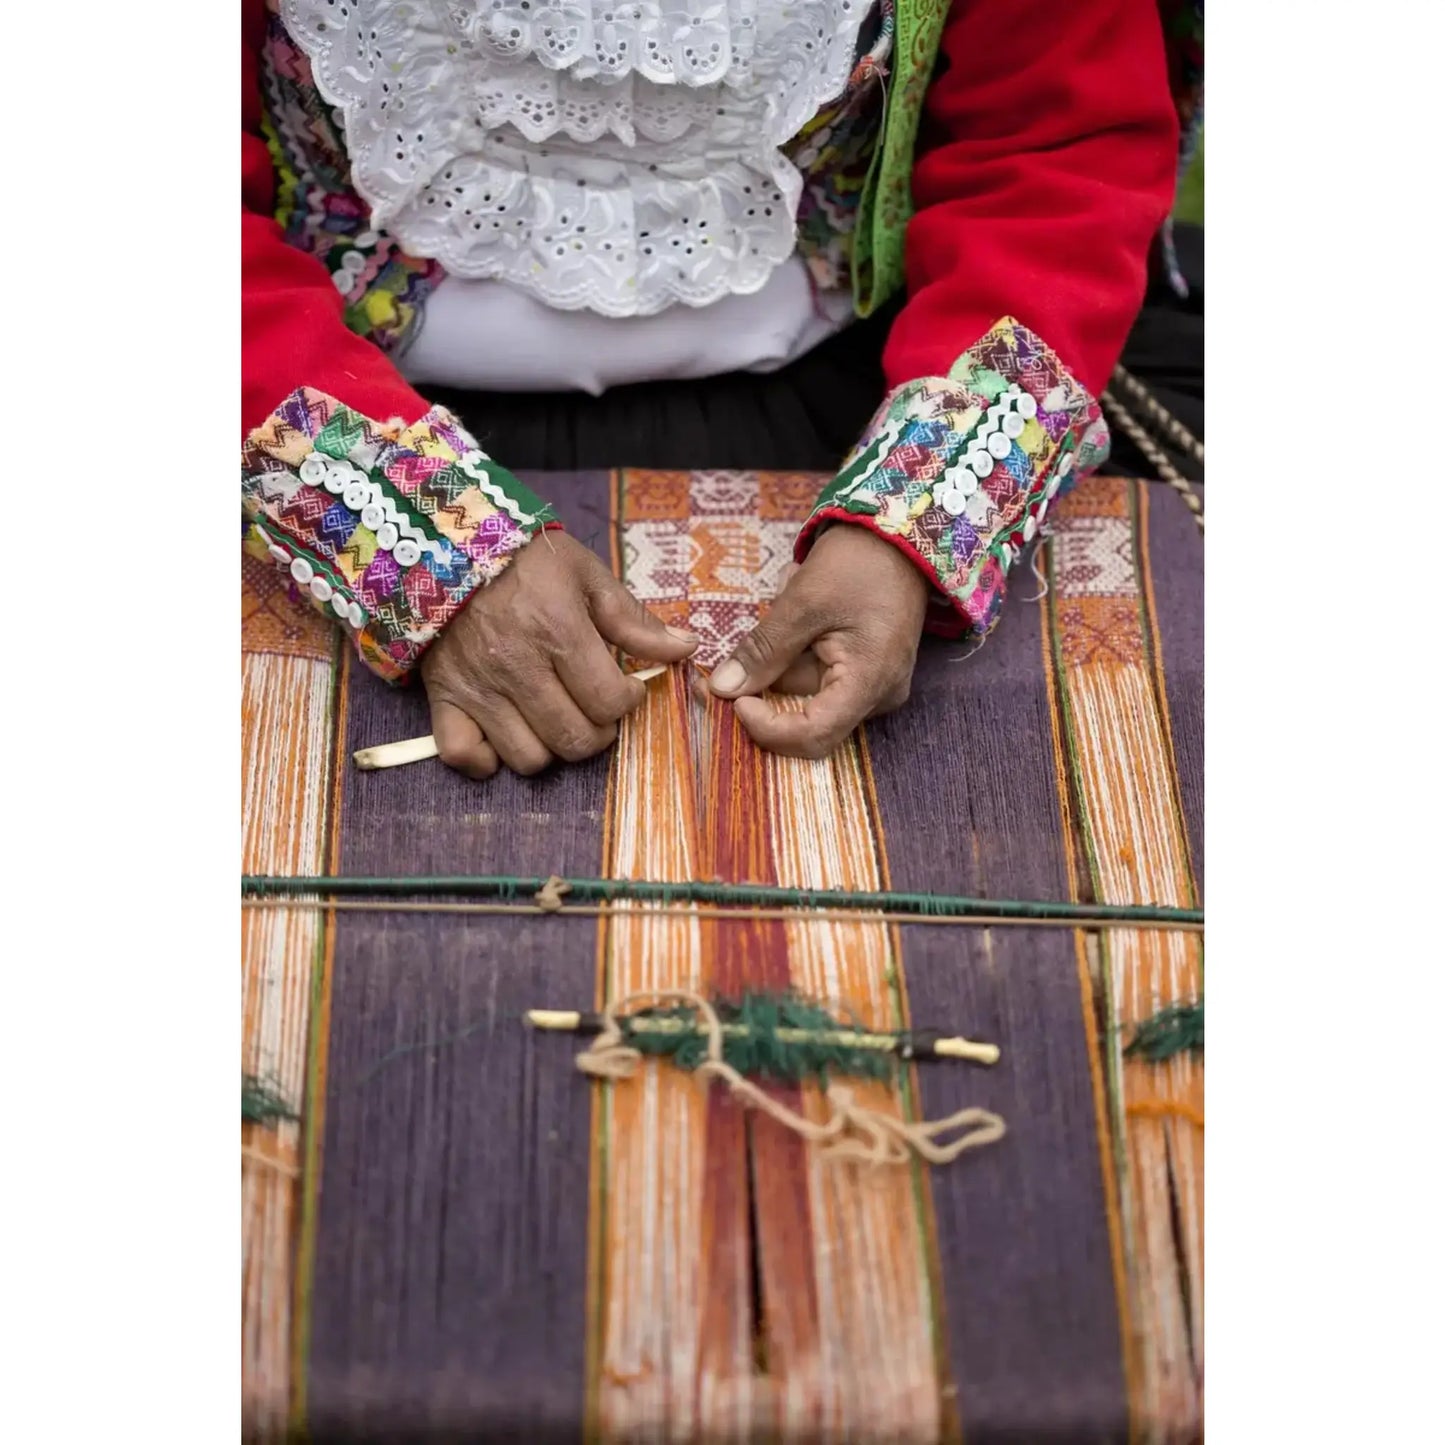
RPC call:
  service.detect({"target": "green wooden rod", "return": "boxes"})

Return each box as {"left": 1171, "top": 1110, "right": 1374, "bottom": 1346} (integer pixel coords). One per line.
{"left": 240, "top": 874, "right": 1203, "bottom": 928}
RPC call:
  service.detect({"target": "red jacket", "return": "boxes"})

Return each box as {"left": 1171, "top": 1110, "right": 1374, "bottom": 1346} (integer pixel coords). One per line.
{"left": 242, "top": 0, "right": 1179, "bottom": 436}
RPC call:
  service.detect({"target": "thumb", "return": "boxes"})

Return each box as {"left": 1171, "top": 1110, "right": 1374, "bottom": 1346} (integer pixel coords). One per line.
{"left": 587, "top": 571, "right": 699, "bottom": 662}
{"left": 709, "top": 588, "right": 820, "bottom": 699}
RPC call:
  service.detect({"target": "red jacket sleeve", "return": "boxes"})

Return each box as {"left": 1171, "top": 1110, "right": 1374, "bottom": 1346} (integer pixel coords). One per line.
{"left": 241, "top": 0, "right": 426, "bottom": 436}
{"left": 883, "top": 0, "right": 1180, "bottom": 396}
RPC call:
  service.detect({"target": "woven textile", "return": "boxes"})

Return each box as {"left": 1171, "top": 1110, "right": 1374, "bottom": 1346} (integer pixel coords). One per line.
{"left": 241, "top": 468, "right": 1203, "bottom": 1441}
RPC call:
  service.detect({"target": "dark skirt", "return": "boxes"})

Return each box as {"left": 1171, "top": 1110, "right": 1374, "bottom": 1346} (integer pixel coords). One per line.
{"left": 424, "top": 224, "right": 1203, "bottom": 481}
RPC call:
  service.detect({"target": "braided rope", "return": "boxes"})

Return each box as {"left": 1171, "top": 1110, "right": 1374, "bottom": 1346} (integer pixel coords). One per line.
{"left": 1111, "top": 364, "right": 1205, "bottom": 466}
{"left": 1100, "top": 388, "right": 1204, "bottom": 533}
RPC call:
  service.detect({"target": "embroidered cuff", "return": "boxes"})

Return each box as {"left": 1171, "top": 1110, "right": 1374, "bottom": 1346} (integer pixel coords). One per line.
{"left": 241, "top": 388, "right": 557, "bottom": 683}
{"left": 795, "top": 318, "right": 1111, "bottom": 637}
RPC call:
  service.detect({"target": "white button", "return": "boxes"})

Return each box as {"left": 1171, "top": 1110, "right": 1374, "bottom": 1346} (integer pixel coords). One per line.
{"left": 375, "top": 522, "right": 399, "bottom": 551}
{"left": 393, "top": 539, "right": 423, "bottom": 568}
{"left": 939, "top": 485, "right": 968, "bottom": 517}
{"left": 290, "top": 556, "right": 314, "bottom": 586}
{"left": 1024, "top": 515, "right": 1039, "bottom": 542}
{"left": 331, "top": 593, "right": 350, "bottom": 620}
{"left": 341, "top": 250, "right": 368, "bottom": 274}
{"left": 1003, "top": 412, "right": 1025, "bottom": 439}
{"left": 1058, "top": 452, "right": 1076, "bottom": 478}
{"left": 968, "top": 449, "right": 994, "bottom": 478}
{"left": 267, "top": 544, "right": 290, "bottom": 566}
{"left": 332, "top": 271, "right": 352, "bottom": 293}
{"left": 354, "top": 230, "right": 379, "bottom": 248}
{"left": 1036, "top": 497, "right": 1050, "bottom": 524}
{"left": 342, "top": 481, "right": 371, "bottom": 511}
{"left": 987, "top": 431, "right": 1012, "bottom": 459}
{"left": 360, "top": 503, "right": 386, "bottom": 531}
{"left": 1016, "top": 393, "right": 1038, "bottom": 421}
{"left": 956, "top": 469, "right": 979, "bottom": 497}
{"left": 322, "top": 465, "right": 348, "bottom": 495}
{"left": 1046, "top": 473, "right": 1063, "bottom": 499}
{"left": 347, "top": 601, "right": 366, "bottom": 629}
{"left": 309, "top": 576, "right": 334, "bottom": 603}
{"left": 999, "top": 542, "right": 1014, "bottom": 567}
{"left": 299, "top": 454, "right": 330, "bottom": 486}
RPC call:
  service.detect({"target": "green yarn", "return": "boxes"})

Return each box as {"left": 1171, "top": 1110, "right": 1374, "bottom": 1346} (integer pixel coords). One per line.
{"left": 242, "top": 1074, "right": 298, "bottom": 1125}
{"left": 240, "top": 873, "right": 1204, "bottom": 929}
{"left": 1125, "top": 1003, "right": 1204, "bottom": 1063}
{"left": 618, "top": 994, "right": 895, "bottom": 1085}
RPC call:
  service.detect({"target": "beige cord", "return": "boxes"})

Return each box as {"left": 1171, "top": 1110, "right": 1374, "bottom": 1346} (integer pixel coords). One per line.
{"left": 577, "top": 990, "right": 1007, "bottom": 1167}
{"left": 1100, "top": 389, "right": 1204, "bottom": 533}
{"left": 1112, "top": 364, "right": 1205, "bottom": 466}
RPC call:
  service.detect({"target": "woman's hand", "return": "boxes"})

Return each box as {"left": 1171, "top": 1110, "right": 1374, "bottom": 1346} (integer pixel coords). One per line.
{"left": 421, "top": 533, "right": 698, "bottom": 778}
{"left": 704, "top": 525, "right": 931, "bottom": 758}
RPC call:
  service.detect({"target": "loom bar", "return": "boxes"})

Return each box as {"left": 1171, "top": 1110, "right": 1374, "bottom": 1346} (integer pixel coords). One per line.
{"left": 241, "top": 873, "right": 1205, "bottom": 928}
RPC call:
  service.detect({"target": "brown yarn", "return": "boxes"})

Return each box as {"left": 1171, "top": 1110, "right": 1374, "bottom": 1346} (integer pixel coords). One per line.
{"left": 1125, "top": 1097, "right": 1205, "bottom": 1130}
{"left": 577, "top": 990, "right": 1007, "bottom": 1167}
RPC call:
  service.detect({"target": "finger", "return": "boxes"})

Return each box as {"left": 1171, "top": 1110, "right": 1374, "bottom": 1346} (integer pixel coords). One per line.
{"left": 769, "top": 651, "right": 825, "bottom": 697}
{"left": 730, "top": 669, "right": 877, "bottom": 760}
{"left": 771, "top": 561, "right": 801, "bottom": 598}
{"left": 429, "top": 698, "right": 500, "bottom": 781}
{"left": 586, "top": 570, "right": 699, "bottom": 662}
{"left": 472, "top": 694, "right": 555, "bottom": 777}
{"left": 709, "top": 586, "right": 823, "bottom": 699}
{"left": 690, "top": 654, "right": 821, "bottom": 703}
{"left": 554, "top": 632, "right": 647, "bottom": 726}
{"left": 517, "top": 674, "right": 619, "bottom": 764}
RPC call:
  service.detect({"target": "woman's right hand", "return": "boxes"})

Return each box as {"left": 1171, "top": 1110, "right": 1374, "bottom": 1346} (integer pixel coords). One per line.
{"left": 419, "top": 533, "right": 698, "bottom": 779}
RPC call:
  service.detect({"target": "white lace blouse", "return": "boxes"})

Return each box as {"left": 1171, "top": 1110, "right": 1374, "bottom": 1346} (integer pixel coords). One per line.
{"left": 282, "top": 0, "right": 875, "bottom": 391}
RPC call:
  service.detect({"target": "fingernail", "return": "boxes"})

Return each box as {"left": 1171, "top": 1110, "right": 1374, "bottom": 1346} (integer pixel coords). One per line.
{"left": 711, "top": 660, "right": 746, "bottom": 694}
{"left": 665, "top": 625, "right": 699, "bottom": 643}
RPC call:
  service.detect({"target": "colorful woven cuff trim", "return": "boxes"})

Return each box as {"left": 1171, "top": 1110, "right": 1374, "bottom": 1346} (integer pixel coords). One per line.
{"left": 795, "top": 317, "right": 1110, "bottom": 637}
{"left": 241, "top": 388, "right": 557, "bottom": 682}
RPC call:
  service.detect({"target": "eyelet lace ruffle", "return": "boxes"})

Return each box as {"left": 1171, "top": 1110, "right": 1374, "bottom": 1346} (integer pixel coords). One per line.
{"left": 280, "top": 0, "right": 872, "bottom": 315}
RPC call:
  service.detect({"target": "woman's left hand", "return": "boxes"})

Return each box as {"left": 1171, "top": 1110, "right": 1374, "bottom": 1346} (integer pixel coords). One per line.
{"left": 702, "top": 525, "right": 932, "bottom": 758}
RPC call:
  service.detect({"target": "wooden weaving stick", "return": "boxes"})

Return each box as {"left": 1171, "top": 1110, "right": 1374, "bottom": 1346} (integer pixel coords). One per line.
{"left": 352, "top": 665, "right": 671, "bottom": 771}
{"left": 527, "top": 1007, "right": 1001, "bottom": 1066}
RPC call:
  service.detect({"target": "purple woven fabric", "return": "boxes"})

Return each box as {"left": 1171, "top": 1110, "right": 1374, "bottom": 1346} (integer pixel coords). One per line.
{"left": 306, "top": 473, "right": 613, "bottom": 1439}
{"left": 869, "top": 601, "right": 1131, "bottom": 1441}
{"left": 296, "top": 472, "right": 1203, "bottom": 1441}
{"left": 1146, "top": 489, "right": 1205, "bottom": 899}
